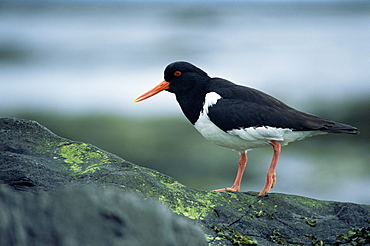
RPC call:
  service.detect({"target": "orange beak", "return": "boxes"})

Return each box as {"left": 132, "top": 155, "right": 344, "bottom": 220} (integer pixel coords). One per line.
{"left": 134, "top": 80, "right": 170, "bottom": 103}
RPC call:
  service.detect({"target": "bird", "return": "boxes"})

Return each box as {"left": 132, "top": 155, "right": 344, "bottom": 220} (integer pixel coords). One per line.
{"left": 134, "top": 61, "right": 359, "bottom": 196}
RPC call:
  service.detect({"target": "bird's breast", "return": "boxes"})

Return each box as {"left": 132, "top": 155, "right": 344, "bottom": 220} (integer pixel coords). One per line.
{"left": 194, "top": 112, "right": 269, "bottom": 151}
{"left": 194, "top": 92, "right": 270, "bottom": 151}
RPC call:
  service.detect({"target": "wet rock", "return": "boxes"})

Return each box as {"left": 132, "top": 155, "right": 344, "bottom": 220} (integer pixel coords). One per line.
{"left": 0, "top": 117, "right": 369, "bottom": 245}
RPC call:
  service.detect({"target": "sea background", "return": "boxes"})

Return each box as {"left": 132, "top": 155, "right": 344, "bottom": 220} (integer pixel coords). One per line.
{"left": 1, "top": 0, "right": 369, "bottom": 204}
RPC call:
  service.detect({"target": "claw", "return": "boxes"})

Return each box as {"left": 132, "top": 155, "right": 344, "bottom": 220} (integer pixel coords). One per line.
{"left": 213, "top": 186, "right": 240, "bottom": 192}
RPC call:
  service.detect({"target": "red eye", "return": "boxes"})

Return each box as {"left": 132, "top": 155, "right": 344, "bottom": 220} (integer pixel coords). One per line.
{"left": 174, "top": 71, "right": 182, "bottom": 76}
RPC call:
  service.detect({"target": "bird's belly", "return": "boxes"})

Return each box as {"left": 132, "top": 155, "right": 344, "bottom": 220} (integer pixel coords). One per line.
{"left": 194, "top": 113, "right": 325, "bottom": 152}
{"left": 194, "top": 115, "right": 270, "bottom": 151}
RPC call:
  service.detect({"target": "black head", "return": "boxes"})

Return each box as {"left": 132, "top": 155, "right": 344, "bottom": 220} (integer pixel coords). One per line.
{"left": 134, "top": 61, "right": 210, "bottom": 103}
{"left": 134, "top": 61, "right": 211, "bottom": 123}
{"left": 163, "top": 61, "right": 210, "bottom": 95}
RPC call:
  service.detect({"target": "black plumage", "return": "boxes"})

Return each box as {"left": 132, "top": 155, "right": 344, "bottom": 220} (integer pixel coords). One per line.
{"left": 165, "top": 62, "right": 358, "bottom": 135}
{"left": 134, "top": 61, "right": 359, "bottom": 196}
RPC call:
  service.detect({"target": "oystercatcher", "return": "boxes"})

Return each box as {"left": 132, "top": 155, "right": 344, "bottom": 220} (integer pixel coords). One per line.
{"left": 134, "top": 61, "right": 358, "bottom": 196}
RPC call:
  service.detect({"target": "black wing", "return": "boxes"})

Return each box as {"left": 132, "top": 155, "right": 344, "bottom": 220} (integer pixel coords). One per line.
{"left": 207, "top": 79, "right": 358, "bottom": 134}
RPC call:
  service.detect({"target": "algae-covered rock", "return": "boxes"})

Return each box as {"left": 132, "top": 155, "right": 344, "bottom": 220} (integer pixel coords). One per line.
{"left": 0, "top": 117, "right": 369, "bottom": 246}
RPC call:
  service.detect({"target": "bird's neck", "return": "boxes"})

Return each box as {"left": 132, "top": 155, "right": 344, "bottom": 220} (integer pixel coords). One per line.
{"left": 175, "top": 89, "right": 206, "bottom": 125}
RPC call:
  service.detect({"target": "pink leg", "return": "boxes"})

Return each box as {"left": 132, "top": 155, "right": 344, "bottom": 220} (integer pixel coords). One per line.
{"left": 258, "top": 140, "right": 281, "bottom": 196}
{"left": 214, "top": 151, "right": 247, "bottom": 192}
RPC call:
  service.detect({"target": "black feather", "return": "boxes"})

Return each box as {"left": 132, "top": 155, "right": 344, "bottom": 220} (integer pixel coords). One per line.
{"left": 206, "top": 78, "right": 358, "bottom": 134}
{"left": 163, "top": 61, "right": 359, "bottom": 135}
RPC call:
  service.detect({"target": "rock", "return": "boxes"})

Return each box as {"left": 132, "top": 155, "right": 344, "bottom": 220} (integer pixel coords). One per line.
{"left": 1, "top": 117, "right": 369, "bottom": 246}
{"left": 0, "top": 185, "right": 206, "bottom": 246}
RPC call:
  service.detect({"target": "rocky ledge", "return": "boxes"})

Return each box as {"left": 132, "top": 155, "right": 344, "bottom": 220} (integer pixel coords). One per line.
{"left": 0, "top": 117, "right": 369, "bottom": 246}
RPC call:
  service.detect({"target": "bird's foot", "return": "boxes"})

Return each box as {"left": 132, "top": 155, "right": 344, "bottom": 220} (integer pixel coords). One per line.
{"left": 258, "top": 171, "right": 276, "bottom": 196}
{"left": 213, "top": 185, "right": 240, "bottom": 192}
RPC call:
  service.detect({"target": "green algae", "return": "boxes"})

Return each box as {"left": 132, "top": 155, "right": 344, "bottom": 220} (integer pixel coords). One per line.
{"left": 333, "top": 227, "right": 370, "bottom": 245}
{"left": 156, "top": 187, "right": 255, "bottom": 221}
{"left": 174, "top": 196, "right": 211, "bottom": 220}
{"left": 157, "top": 191, "right": 216, "bottom": 220}
{"left": 301, "top": 216, "right": 317, "bottom": 227}
{"left": 270, "top": 230, "right": 306, "bottom": 246}
{"left": 287, "top": 195, "right": 332, "bottom": 208}
{"left": 55, "top": 142, "right": 110, "bottom": 175}
{"left": 213, "top": 226, "right": 258, "bottom": 245}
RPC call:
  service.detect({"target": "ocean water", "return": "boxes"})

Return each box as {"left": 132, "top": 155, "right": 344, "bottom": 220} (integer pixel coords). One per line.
{"left": 1, "top": 1, "right": 369, "bottom": 204}
{"left": 1, "top": 1, "right": 369, "bottom": 115}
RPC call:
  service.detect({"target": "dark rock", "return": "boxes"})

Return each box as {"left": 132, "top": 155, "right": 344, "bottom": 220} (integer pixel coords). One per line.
{"left": 0, "top": 185, "right": 206, "bottom": 246}
{"left": 1, "top": 117, "right": 369, "bottom": 246}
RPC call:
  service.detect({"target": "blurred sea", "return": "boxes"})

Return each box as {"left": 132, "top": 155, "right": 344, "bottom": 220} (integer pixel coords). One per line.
{"left": 0, "top": 1, "right": 369, "bottom": 204}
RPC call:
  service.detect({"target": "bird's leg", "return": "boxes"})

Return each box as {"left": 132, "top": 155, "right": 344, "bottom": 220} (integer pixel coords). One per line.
{"left": 258, "top": 140, "right": 281, "bottom": 196}
{"left": 214, "top": 151, "right": 247, "bottom": 192}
